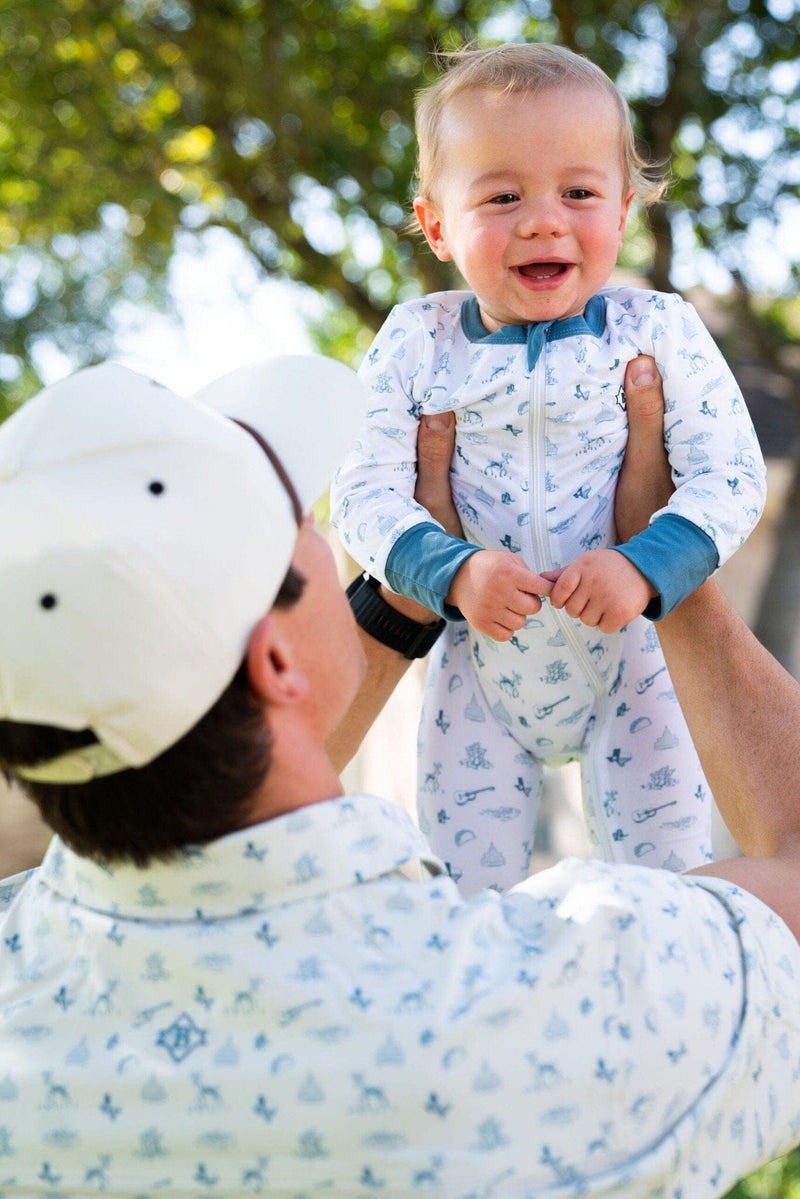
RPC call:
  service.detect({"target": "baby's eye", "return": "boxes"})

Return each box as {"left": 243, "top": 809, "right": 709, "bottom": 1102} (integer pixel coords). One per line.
{"left": 565, "top": 188, "right": 595, "bottom": 200}
{"left": 488, "top": 192, "right": 519, "bottom": 205}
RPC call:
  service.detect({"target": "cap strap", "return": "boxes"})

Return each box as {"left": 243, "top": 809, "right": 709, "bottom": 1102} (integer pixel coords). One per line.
{"left": 15, "top": 742, "right": 129, "bottom": 785}
{"left": 233, "top": 420, "right": 302, "bottom": 526}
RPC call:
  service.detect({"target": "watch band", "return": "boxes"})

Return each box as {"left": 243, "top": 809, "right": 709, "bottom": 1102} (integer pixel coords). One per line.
{"left": 346, "top": 572, "right": 445, "bottom": 659}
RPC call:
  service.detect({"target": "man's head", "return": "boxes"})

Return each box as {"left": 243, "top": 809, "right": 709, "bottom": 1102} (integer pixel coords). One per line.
{"left": 0, "top": 355, "right": 366, "bottom": 863}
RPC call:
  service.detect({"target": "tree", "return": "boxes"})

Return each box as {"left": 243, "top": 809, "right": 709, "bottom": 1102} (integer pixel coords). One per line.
{"left": 2, "top": 0, "right": 799, "bottom": 400}
{"left": 0, "top": 0, "right": 471, "bottom": 406}
{"left": 5, "top": 0, "right": 799, "bottom": 672}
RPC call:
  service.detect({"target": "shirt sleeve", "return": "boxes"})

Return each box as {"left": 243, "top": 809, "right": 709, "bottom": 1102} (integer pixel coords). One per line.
{"left": 613, "top": 511, "right": 719, "bottom": 619}
{"left": 508, "top": 857, "right": 800, "bottom": 1194}
{"left": 385, "top": 523, "right": 480, "bottom": 619}
{"left": 681, "top": 872, "right": 800, "bottom": 1178}
{"left": 644, "top": 294, "right": 767, "bottom": 568}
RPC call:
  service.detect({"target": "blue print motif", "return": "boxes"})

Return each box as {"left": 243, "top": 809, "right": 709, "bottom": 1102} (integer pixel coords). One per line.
{"left": 331, "top": 287, "right": 767, "bottom": 894}
{"left": 0, "top": 797, "right": 798, "bottom": 1196}
{"left": 156, "top": 1012, "right": 208, "bottom": 1062}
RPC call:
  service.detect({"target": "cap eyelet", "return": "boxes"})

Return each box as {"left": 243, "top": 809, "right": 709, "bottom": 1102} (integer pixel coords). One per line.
{"left": 148, "top": 480, "right": 165, "bottom": 496}
{"left": 40, "top": 593, "right": 58, "bottom": 610}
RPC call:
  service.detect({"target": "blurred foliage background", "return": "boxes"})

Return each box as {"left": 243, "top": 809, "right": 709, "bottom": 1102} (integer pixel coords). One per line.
{"left": 2, "top": 0, "right": 800, "bottom": 396}
{"left": 0, "top": 3, "right": 799, "bottom": 1190}
{"left": 2, "top": 0, "right": 800, "bottom": 675}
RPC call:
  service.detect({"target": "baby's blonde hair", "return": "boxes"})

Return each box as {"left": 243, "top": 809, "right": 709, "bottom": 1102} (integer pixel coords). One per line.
{"left": 414, "top": 43, "right": 666, "bottom": 210}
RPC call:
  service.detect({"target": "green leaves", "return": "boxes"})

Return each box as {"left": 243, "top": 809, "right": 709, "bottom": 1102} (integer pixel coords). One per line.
{"left": 1, "top": 0, "right": 798, "bottom": 412}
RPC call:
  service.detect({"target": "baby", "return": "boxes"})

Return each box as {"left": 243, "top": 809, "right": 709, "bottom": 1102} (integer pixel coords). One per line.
{"left": 332, "top": 43, "right": 766, "bottom": 895}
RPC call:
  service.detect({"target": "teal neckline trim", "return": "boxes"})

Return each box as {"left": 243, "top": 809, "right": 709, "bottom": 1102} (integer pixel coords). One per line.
{"left": 460, "top": 293, "right": 607, "bottom": 371}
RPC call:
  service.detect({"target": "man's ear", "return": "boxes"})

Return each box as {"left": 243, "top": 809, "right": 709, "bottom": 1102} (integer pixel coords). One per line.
{"left": 413, "top": 196, "right": 452, "bottom": 261}
{"left": 246, "top": 614, "right": 309, "bottom": 706}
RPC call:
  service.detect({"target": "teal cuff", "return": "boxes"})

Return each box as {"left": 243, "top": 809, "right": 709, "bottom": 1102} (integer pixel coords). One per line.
{"left": 386, "top": 523, "right": 480, "bottom": 620}
{"left": 614, "top": 514, "right": 719, "bottom": 620}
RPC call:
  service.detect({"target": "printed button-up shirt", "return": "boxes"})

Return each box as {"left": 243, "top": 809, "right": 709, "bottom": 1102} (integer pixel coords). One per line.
{"left": 0, "top": 793, "right": 798, "bottom": 1198}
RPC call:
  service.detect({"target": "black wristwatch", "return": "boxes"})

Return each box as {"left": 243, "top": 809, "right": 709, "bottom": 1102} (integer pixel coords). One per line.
{"left": 346, "top": 572, "right": 446, "bottom": 659}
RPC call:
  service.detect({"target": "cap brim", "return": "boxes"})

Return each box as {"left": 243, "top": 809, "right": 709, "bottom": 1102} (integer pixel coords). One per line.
{"left": 193, "top": 354, "right": 367, "bottom": 511}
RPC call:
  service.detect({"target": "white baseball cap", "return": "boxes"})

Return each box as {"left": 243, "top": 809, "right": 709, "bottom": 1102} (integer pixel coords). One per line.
{"left": 0, "top": 355, "right": 366, "bottom": 781}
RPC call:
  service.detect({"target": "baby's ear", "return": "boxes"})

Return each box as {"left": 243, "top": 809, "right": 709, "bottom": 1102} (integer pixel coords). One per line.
{"left": 413, "top": 197, "right": 452, "bottom": 261}
{"left": 618, "top": 187, "right": 636, "bottom": 241}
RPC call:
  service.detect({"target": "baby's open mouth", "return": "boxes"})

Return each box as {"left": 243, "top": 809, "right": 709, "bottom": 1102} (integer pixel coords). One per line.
{"left": 517, "top": 262, "right": 569, "bottom": 280}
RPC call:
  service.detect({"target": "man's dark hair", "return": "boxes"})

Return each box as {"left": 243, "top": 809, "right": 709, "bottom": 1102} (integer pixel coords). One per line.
{"left": 0, "top": 566, "right": 305, "bottom": 867}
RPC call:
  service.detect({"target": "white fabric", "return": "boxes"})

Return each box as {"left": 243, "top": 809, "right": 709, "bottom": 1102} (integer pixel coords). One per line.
{"left": 1, "top": 794, "right": 798, "bottom": 1198}
{"left": 0, "top": 356, "right": 366, "bottom": 769}
{"left": 331, "top": 286, "right": 766, "bottom": 585}
{"left": 330, "top": 287, "right": 766, "bottom": 892}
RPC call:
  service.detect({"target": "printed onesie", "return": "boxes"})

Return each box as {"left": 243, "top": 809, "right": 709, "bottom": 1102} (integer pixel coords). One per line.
{"left": 331, "top": 287, "right": 766, "bottom": 894}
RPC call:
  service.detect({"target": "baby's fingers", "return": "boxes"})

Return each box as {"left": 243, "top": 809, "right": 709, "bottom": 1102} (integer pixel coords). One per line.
{"left": 547, "top": 569, "right": 580, "bottom": 611}
{"left": 526, "top": 572, "right": 554, "bottom": 599}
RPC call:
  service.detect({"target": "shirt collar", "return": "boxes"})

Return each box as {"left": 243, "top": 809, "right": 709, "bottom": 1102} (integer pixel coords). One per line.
{"left": 461, "top": 293, "right": 607, "bottom": 370}
{"left": 37, "top": 794, "right": 443, "bottom": 922}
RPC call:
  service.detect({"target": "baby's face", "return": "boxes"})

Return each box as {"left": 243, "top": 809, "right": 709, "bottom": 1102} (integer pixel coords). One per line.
{"left": 413, "top": 84, "right": 634, "bottom": 332}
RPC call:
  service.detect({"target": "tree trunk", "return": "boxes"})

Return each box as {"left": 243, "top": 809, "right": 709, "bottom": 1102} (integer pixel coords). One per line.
{"left": 647, "top": 203, "right": 674, "bottom": 294}
{"left": 753, "top": 457, "right": 800, "bottom": 680}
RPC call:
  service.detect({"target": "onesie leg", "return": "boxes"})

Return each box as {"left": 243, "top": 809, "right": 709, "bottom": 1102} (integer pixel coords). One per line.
{"left": 579, "top": 629, "right": 714, "bottom": 871}
{"left": 417, "top": 624, "right": 544, "bottom": 896}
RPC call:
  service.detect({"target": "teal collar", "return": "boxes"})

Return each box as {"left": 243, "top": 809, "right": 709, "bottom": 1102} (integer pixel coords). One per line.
{"left": 461, "top": 293, "right": 607, "bottom": 371}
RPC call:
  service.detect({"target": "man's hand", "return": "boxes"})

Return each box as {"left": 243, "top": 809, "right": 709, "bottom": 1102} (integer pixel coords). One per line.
{"left": 448, "top": 551, "right": 553, "bottom": 641}
{"left": 416, "top": 412, "right": 463, "bottom": 537}
{"left": 367, "top": 412, "right": 464, "bottom": 628}
{"left": 614, "top": 355, "right": 674, "bottom": 542}
{"left": 544, "top": 549, "right": 656, "bottom": 633}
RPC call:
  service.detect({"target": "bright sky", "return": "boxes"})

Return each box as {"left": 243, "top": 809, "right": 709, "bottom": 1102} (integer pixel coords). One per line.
{"left": 112, "top": 229, "right": 316, "bottom": 394}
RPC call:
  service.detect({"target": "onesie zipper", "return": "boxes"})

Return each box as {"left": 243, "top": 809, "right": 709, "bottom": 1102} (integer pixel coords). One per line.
{"left": 526, "top": 337, "right": 616, "bottom": 859}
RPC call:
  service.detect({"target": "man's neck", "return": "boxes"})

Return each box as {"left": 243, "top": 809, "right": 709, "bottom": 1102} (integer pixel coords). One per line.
{"left": 239, "top": 722, "right": 345, "bottom": 828}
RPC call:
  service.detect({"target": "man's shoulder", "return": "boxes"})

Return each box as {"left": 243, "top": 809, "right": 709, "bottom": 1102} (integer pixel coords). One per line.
{"left": 0, "top": 866, "right": 38, "bottom": 925}
{"left": 0, "top": 867, "right": 37, "bottom": 905}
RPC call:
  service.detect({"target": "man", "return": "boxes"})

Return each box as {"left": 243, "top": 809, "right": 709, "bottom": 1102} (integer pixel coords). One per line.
{"left": 0, "top": 354, "right": 797, "bottom": 1198}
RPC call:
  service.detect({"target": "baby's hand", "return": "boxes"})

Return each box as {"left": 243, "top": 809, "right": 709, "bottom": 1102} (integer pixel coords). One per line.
{"left": 448, "top": 551, "right": 553, "bottom": 641}
{"left": 544, "top": 550, "right": 656, "bottom": 633}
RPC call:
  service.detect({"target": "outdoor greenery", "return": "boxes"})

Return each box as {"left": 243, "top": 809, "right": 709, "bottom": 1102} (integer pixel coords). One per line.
{"left": 1, "top": 4, "right": 799, "bottom": 1191}
{"left": 726, "top": 1153, "right": 800, "bottom": 1199}
{"left": 2, "top": 0, "right": 800, "bottom": 401}
{"left": 3, "top": 0, "right": 800, "bottom": 667}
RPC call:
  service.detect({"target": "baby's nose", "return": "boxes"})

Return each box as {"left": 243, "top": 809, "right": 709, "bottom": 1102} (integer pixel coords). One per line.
{"left": 516, "top": 199, "right": 568, "bottom": 237}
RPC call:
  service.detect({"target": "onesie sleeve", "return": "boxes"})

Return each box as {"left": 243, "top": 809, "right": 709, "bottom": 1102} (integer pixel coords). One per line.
{"left": 330, "top": 302, "right": 445, "bottom": 588}
{"left": 644, "top": 294, "right": 767, "bottom": 569}
{"left": 385, "top": 523, "right": 481, "bottom": 619}
{"left": 613, "top": 512, "right": 718, "bottom": 619}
